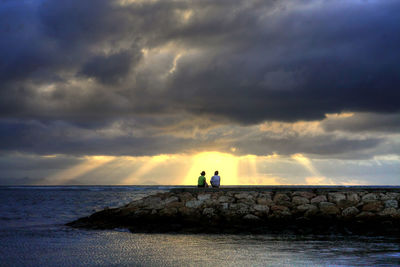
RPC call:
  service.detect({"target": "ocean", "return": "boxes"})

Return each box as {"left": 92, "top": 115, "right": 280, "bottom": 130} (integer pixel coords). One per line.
{"left": 0, "top": 186, "right": 399, "bottom": 266}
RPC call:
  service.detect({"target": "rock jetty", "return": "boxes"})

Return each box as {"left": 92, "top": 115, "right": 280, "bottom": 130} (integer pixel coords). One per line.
{"left": 67, "top": 187, "right": 400, "bottom": 235}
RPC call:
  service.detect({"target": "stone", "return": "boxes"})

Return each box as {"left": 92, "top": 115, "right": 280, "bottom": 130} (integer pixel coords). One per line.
{"left": 380, "top": 192, "right": 400, "bottom": 201}
{"left": 164, "top": 196, "right": 179, "bottom": 204}
{"left": 220, "top": 203, "right": 229, "bottom": 210}
{"left": 342, "top": 207, "right": 359, "bottom": 217}
{"left": 271, "top": 205, "right": 289, "bottom": 212}
{"left": 356, "top": 211, "right": 376, "bottom": 219}
{"left": 254, "top": 205, "right": 269, "bottom": 213}
{"left": 179, "top": 192, "right": 194, "bottom": 202}
{"left": 379, "top": 208, "right": 398, "bottom": 217}
{"left": 165, "top": 201, "right": 184, "bottom": 209}
{"left": 385, "top": 200, "right": 398, "bottom": 209}
{"left": 159, "top": 208, "right": 178, "bottom": 216}
{"left": 362, "top": 201, "right": 383, "bottom": 212}
{"left": 292, "top": 196, "right": 309, "bottom": 205}
{"left": 297, "top": 204, "right": 317, "bottom": 213}
{"left": 243, "top": 214, "right": 260, "bottom": 220}
{"left": 202, "top": 208, "right": 215, "bottom": 217}
{"left": 310, "top": 195, "right": 327, "bottom": 204}
{"left": 362, "top": 193, "right": 379, "bottom": 202}
{"left": 256, "top": 198, "right": 273, "bottom": 205}
{"left": 319, "top": 202, "right": 340, "bottom": 215}
{"left": 273, "top": 193, "right": 290, "bottom": 204}
{"left": 238, "top": 198, "right": 256, "bottom": 205}
{"left": 185, "top": 200, "right": 203, "bottom": 208}
{"left": 198, "top": 194, "right": 211, "bottom": 201}
{"left": 328, "top": 193, "right": 346, "bottom": 204}
{"left": 346, "top": 193, "right": 360, "bottom": 203}
{"left": 234, "top": 193, "right": 253, "bottom": 200}
{"left": 292, "top": 191, "right": 316, "bottom": 199}
{"left": 218, "top": 196, "right": 234, "bottom": 203}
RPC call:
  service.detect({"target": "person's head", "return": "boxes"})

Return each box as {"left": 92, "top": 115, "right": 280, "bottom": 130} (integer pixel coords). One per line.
{"left": 215, "top": 171, "right": 218, "bottom": 175}
{"left": 201, "top": 171, "right": 205, "bottom": 176}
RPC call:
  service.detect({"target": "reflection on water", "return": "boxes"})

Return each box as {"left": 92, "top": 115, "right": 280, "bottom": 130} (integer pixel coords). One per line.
{"left": 0, "top": 186, "right": 400, "bottom": 266}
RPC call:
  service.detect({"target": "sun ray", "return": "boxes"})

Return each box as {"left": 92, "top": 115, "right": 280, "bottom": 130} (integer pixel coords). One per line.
{"left": 43, "top": 156, "right": 115, "bottom": 185}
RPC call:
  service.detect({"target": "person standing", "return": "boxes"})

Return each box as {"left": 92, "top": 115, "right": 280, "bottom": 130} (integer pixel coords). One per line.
{"left": 198, "top": 171, "right": 208, "bottom": 187}
{"left": 210, "top": 171, "right": 220, "bottom": 188}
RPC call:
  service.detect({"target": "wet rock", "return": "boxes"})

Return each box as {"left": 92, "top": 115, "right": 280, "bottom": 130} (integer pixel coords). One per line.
{"left": 362, "top": 201, "right": 383, "bottom": 212}
{"left": 310, "top": 195, "right": 327, "bottom": 204}
{"left": 319, "top": 202, "right": 340, "bottom": 215}
{"left": 356, "top": 211, "right": 376, "bottom": 219}
{"left": 362, "top": 193, "right": 379, "bottom": 203}
{"left": 342, "top": 207, "right": 359, "bottom": 217}
{"left": 292, "top": 196, "right": 309, "bottom": 205}
{"left": 385, "top": 200, "right": 398, "bottom": 209}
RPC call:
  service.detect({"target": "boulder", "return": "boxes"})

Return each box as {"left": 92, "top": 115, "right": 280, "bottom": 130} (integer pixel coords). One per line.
{"left": 186, "top": 200, "right": 203, "bottom": 208}
{"left": 218, "top": 196, "right": 234, "bottom": 203}
{"left": 297, "top": 204, "right": 317, "bottom": 213}
{"left": 319, "top": 202, "right": 340, "bottom": 215}
{"left": 165, "top": 201, "right": 184, "bottom": 209}
{"left": 310, "top": 195, "right": 327, "bottom": 204}
{"left": 385, "top": 200, "right": 398, "bottom": 209}
{"left": 179, "top": 192, "right": 194, "bottom": 202}
{"left": 198, "top": 194, "right": 211, "bottom": 201}
{"left": 202, "top": 208, "right": 215, "bottom": 217}
{"left": 256, "top": 198, "right": 273, "bottom": 205}
{"left": 243, "top": 214, "right": 260, "bottom": 221}
{"left": 379, "top": 208, "right": 398, "bottom": 217}
{"left": 292, "top": 196, "right": 309, "bottom": 205}
{"left": 254, "top": 205, "right": 269, "bottom": 213}
{"left": 164, "top": 196, "right": 179, "bottom": 204}
{"left": 328, "top": 193, "right": 346, "bottom": 204}
{"left": 380, "top": 192, "right": 400, "bottom": 201}
{"left": 362, "top": 193, "right": 379, "bottom": 202}
{"left": 362, "top": 201, "right": 383, "bottom": 212}
{"left": 346, "top": 193, "right": 360, "bottom": 204}
{"left": 342, "top": 207, "right": 359, "bottom": 217}
{"left": 292, "top": 191, "right": 316, "bottom": 199}
{"left": 234, "top": 193, "right": 253, "bottom": 200}
{"left": 273, "top": 193, "right": 290, "bottom": 203}
{"left": 271, "top": 205, "right": 289, "bottom": 212}
{"left": 159, "top": 208, "right": 178, "bottom": 216}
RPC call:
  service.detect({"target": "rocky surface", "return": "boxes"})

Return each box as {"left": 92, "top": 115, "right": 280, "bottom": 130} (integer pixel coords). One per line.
{"left": 67, "top": 187, "right": 400, "bottom": 235}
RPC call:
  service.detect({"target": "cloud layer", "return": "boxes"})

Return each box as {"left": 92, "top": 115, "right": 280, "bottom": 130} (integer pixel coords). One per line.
{"left": 0, "top": 0, "right": 399, "bottom": 184}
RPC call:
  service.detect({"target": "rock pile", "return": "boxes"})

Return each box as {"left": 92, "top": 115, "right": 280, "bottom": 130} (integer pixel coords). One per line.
{"left": 67, "top": 188, "right": 400, "bottom": 235}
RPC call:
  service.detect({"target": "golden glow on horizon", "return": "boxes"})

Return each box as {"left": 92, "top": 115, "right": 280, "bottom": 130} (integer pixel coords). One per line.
{"left": 183, "top": 152, "right": 239, "bottom": 185}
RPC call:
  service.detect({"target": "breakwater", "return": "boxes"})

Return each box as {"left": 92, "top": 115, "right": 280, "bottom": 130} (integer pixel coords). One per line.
{"left": 67, "top": 186, "right": 400, "bottom": 235}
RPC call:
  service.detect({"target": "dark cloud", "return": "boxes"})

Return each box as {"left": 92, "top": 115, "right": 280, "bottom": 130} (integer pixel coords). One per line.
{"left": 0, "top": 0, "right": 399, "bottom": 158}
{"left": 322, "top": 113, "right": 400, "bottom": 133}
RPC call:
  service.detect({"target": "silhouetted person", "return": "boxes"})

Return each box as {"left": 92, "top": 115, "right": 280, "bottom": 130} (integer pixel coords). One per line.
{"left": 210, "top": 171, "right": 220, "bottom": 188}
{"left": 197, "top": 171, "right": 208, "bottom": 188}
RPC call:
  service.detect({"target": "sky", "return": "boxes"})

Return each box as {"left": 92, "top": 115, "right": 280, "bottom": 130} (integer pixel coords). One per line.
{"left": 0, "top": 0, "right": 399, "bottom": 185}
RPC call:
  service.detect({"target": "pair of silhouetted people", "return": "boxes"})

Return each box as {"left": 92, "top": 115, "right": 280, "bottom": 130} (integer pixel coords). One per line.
{"left": 198, "top": 171, "right": 220, "bottom": 188}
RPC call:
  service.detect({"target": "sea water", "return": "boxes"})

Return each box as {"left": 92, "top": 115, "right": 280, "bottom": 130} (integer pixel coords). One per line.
{"left": 0, "top": 186, "right": 399, "bottom": 266}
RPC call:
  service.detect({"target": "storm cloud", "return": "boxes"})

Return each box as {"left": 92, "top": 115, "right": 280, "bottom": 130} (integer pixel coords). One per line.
{"left": 0, "top": 0, "right": 399, "bottom": 161}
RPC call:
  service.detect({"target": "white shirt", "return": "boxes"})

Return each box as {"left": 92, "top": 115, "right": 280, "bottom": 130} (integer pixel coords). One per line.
{"left": 210, "top": 175, "right": 220, "bottom": 187}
